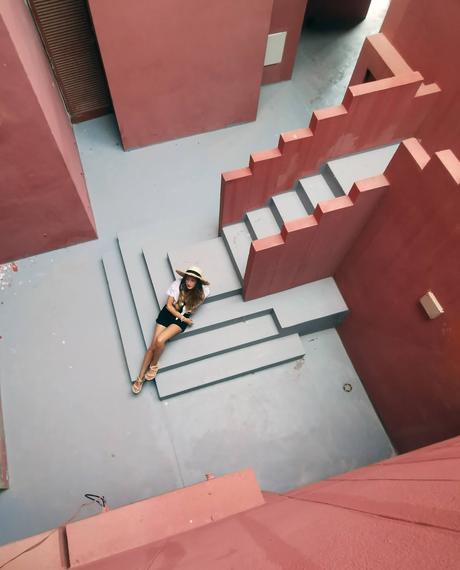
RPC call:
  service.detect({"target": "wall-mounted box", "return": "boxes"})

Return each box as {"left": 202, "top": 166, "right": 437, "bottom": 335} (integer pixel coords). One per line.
{"left": 419, "top": 291, "right": 444, "bottom": 319}
{"left": 264, "top": 31, "right": 287, "bottom": 66}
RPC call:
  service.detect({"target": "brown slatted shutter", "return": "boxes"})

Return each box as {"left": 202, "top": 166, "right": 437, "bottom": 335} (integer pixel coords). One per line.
{"left": 27, "top": 0, "right": 112, "bottom": 123}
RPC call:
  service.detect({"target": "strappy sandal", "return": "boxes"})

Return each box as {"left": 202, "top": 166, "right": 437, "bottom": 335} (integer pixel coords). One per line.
{"left": 144, "top": 364, "right": 159, "bottom": 381}
{"left": 131, "top": 376, "right": 145, "bottom": 395}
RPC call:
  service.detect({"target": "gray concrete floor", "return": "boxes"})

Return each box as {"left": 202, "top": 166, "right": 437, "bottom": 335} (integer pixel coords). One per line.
{"left": 0, "top": 0, "right": 392, "bottom": 546}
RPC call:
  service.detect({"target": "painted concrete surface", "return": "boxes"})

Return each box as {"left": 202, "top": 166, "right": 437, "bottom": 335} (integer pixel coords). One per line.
{"left": 0, "top": 0, "right": 391, "bottom": 546}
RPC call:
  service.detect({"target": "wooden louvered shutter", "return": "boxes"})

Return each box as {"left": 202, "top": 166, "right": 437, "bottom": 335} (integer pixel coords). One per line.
{"left": 27, "top": 0, "right": 112, "bottom": 123}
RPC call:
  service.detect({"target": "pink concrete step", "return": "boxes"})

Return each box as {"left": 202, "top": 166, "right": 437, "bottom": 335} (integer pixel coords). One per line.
{"left": 65, "top": 469, "right": 264, "bottom": 568}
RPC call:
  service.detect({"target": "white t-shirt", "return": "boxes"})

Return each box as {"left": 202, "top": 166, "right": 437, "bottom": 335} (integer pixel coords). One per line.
{"left": 166, "top": 278, "right": 210, "bottom": 314}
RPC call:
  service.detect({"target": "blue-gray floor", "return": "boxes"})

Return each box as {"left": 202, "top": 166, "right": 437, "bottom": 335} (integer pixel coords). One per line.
{"left": 0, "top": 0, "right": 393, "bottom": 546}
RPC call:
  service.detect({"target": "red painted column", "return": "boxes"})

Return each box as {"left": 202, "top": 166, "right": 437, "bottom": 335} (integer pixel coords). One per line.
{"left": 0, "top": 1, "right": 97, "bottom": 264}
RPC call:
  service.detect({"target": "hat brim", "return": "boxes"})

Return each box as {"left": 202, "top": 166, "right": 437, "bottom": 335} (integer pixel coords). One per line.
{"left": 176, "top": 269, "right": 209, "bottom": 286}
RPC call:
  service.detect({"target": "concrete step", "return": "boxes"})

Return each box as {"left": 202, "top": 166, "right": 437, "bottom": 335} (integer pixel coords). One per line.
{"left": 270, "top": 190, "right": 309, "bottom": 226}
{"left": 296, "top": 174, "right": 341, "bottom": 214}
{"left": 160, "top": 314, "right": 279, "bottom": 371}
{"left": 156, "top": 334, "right": 305, "bottom": 399}
{"left": 245, "top": 207, "right": 280, "bottom": 240}
{"left": 162, "top": 276, "right": 347, "bottom": 340}
{"left": 221, "top": 222, "right": 253, "bottom": 284}
{"left": 167, "top": 237, "right": 241, "bottom": 301}
{"left": 324, "top": 143, "right": 399, "bottom": 194}
{"left": 118, "top": 234, "right": 158, "bottom": 344}
{"left": 102, "top": 249, "right": 146, "bottom": 381}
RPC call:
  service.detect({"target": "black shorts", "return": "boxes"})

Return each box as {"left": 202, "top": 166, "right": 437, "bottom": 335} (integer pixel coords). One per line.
{"left": 156, "top": 305, "right": 191, "bottom": 332}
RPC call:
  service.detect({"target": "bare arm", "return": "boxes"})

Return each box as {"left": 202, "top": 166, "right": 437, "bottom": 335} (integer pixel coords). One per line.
{"left": 166, "top": 296, "right": 193, "bottom": 325}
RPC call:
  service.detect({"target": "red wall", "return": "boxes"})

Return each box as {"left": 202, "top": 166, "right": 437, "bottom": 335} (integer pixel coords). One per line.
{"left": 89, "top": 0, "right": 273, "bottom": 149}
{"left": 262, "top": 0, "right": 308, "bottom": 84}
{"left": 219, "top": 51, "right": 439, "bottom": 229}
{"left": 336, "top": 139, "right": 460, "bottom": 453}
{"left": 381, "top": 0, "right": 460, "bottom": 157}
{"left": 0, "top": 1, "right": 97, "bottom": 264}
{"left": 2, "top": 437, "right": 459, "bottom": 568}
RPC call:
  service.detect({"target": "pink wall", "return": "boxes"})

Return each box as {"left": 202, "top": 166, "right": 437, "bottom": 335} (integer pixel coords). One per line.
{"left": 219, "top": 43, "right": 439, "bottom": 229}
{"left": 262, "top": 0, "right": 308, "bottom": 84}
{"left": 88, "top": 0, "right": 273, "bottom": 149}
{"left": 336, "top": 139, "right": 460, "bottom": 453}
{"left": 381, "top": 0, "right": 460, "bottom": 158}
{"left": 3, "top": 438, "right": 459, "bottom": 568}
{"left": 0, "top": 1, "right": 97, "bottom": 264}
{"left": 243, "top": 175, "right": 388, "bottom": 300}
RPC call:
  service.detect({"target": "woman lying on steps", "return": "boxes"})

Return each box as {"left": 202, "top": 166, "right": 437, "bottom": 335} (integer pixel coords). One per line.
{"left": 132, "top": 266, "right": 210, "bottom": 394}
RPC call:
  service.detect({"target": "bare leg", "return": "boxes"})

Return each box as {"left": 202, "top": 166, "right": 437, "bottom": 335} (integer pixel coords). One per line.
{"left": 150, "top": 324, "right": 182, "bottom": 366}
{"left": 136, "top": 324, "right": 165, "bottom": 380}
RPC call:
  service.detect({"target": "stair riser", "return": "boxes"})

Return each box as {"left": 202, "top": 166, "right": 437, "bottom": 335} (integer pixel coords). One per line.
{"left": 221, "top": 229, "right": 245, "bottom": 283}
{"left": 295, "top": 181, "right": 316, "bottom": 215}
{"left": 160, "top": 333, "right": 280, "bottom": 372}
{"left": 280, "top": 312, "right": 348, "bottom": 337}
{"left": 269, "top": 197, "right": 286, "bottom": 229}
{"left": 320, "top": 164, "right": 347, "bottom": 198}
{"left": 244, "top": 213, "right": 258, "bottom": 241}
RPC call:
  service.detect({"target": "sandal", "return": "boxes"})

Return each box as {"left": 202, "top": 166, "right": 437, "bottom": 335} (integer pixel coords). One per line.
{"left": 131, "top": 376, "right": 145, "bottom": 394}
{"left": 144, "top": 364, "right": 159, "bottom": 381}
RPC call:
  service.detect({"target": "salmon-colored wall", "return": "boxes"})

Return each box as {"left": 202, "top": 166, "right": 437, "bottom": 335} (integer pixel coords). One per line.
{"left": 381, "top": 0, "right": 460, "bottom": 157}
{"left": 219, "top": 57, "right": 439, "bottom": 229}
{"left": 0, "top": 1, "right": 97, "bottom": 264}
{"left": 88, "top": 0, "right": 273, "bottom": 149}
{"left": 243, "top": 175, "right": 388, "bottom": 300}
{"left": 262, "top": 0, "right": 308, "bottom": 84}
{"left": 2, "top": 438, "right": 459, "bottom": 568}
{"left": 336, "top": 139, "right": 460, "bottom": 453}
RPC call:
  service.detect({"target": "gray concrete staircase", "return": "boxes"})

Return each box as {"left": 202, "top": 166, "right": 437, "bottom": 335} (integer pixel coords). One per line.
{"left": 103, "top": 145, "right": 396, "bottom": 399}
{"left": 103, "top": 237, "right": 347, "bottom": 399}
{"left": 222, "top": 143, "right": 398, "bottom": 285}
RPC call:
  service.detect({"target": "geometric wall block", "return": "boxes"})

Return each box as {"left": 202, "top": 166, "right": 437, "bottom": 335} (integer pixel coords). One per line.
{"left": 419, "top": 291, "right": 444, "bottom": 320}
{"left": 0, "top": 2, "right": 97, "bottom": 264}
{"left": 89, "top": 0, "right": 273, "bottom": 149}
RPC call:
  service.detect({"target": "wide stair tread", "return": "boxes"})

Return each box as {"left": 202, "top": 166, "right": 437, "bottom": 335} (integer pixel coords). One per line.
{"left": 160, "top": 313, "right": 278, "bottom": 371}
{"left": 118, "top": 234, "right": 158, "bottom": 344}
{"left": 245, "top": 207, "right": 280, "bottom": 240}
{"left": 324, "top": 143, "right": 399, "bottom": 194}
{"left": 222, "top": 222, "right": 253, "bottom": 284}
{"left": 297, "top": 174, "right": 340, "bottom": 214}
{"left": 156, "top": 334, "right": 305, "bottom": 399}
{"left": 102, "top": 249, "right": 146, "bottom": 380}
{"left": 270, "top": 191, "right": 309, "bottom": 226}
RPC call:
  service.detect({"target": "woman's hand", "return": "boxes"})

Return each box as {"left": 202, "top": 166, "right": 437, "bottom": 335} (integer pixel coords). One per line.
{"left": 183, "top": 317, "right": 193, "bottom": 326}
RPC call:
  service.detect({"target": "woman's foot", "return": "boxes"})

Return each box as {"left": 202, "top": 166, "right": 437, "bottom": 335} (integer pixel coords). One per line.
{"left": 132, "top": 376, "right": 144, "bottom": 394}
{"left": 144, "top": 364, "right": 159, "bottom": 381}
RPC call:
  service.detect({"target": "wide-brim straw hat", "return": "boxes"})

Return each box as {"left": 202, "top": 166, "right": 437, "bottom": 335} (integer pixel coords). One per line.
{"left": 176, "top": 266, "right": 209, "bottom": 286}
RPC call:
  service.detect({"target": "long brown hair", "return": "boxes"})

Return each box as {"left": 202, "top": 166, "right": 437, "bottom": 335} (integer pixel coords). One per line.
{"left": 176, "top": 277, "right": 205, "bottom": 313}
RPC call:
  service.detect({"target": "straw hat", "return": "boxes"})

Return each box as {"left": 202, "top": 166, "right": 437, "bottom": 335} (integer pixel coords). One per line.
{"left": 176, "top": 266, "right": 209, "bottom": 286}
